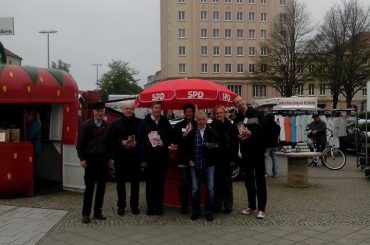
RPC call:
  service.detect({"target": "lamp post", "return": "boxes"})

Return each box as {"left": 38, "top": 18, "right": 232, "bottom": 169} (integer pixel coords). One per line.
{"left": 92, "top": 64, "right": 103, "bottom": 90}
{"left": 39, "top": 29, "right": 57, "bottom": 68}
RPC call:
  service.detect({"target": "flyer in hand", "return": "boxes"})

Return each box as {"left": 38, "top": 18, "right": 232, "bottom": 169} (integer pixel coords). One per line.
{"left": 183, "top": 122, "right": 193, "bottom": 137}
{"left": 236, "top": 122, "right": 248, "bottom": 140}
{"left": 148, "top": 131, "right": 162, "bottom": 147}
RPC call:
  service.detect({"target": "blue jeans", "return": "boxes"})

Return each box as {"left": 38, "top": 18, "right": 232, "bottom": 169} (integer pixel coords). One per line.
{"left": 265, "top": 147, "right": 278, "bottom": 176}
{"left": 190, "top": 165, "right": 215, "bottom": 215}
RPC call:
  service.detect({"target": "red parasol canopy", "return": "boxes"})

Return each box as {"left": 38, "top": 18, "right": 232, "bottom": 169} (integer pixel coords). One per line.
{"left": 135, "top": 78, "right": 237, "bottom": 109}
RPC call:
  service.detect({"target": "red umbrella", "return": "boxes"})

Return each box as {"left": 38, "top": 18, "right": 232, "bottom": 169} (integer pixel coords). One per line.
{"left": 135, "top": 78, "right": 237, "bottom": 109}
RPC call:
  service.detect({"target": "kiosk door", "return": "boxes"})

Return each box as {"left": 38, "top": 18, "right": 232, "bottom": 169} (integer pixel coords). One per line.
{"left": 62, "top": 144, "right": 84, "bottom": 190}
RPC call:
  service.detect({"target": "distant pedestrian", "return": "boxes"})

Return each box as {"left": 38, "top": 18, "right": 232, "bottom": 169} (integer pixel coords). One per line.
{"left": 76, "top": 102, "right": 114, "bottom": 224}
{"left": 264, "top": 113, "right": 281, "bottom": 178}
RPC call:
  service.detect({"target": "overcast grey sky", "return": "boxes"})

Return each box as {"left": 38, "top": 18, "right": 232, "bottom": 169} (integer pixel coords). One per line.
{"left": 0, "top": 0, "right": 364, "bottom": 91}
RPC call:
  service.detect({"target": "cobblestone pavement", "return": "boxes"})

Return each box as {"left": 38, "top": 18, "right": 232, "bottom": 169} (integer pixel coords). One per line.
{"left": 1, "top": 155, "right": 370, "bottom": 244}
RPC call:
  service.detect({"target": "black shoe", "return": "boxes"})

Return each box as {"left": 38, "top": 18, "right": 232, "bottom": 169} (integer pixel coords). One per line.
{"left": 117, "top": 207, "right": 125, "bottom": 216}
{"left": 206, "top": 214, "right": 214, "bottom": 221}
{"left": 155, "top": 209, "right": 163, "bottom": 216}
{"left": 180, "top": 208, "right": 188, "bottom": 215}
{"left": 82, "top": 215, "right": 90, "bottom": 224}
{"left": 213, "top": 207, "right": 222, "bottom": 213}
{"left": 93, "top": 214, "right": 106, "bottom": 220}
{"left": 190, "top": 213, "right": 200, "bottom": 220}
{"left": 132, "top": 207, "right": 140, "bottom": 215}
{"left": 147, "top": 209, "right": 155, "bottom": 215}
{"left": 223, "top": 208, "right": 232, "bottom": 214}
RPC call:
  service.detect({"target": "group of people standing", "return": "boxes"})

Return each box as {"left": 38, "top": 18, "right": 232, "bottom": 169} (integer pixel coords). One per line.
{"left": 76, "top": 96, "right": 270, "bottom": 223}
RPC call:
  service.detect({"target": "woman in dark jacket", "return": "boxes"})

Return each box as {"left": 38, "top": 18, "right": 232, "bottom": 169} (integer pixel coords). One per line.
{"left": 139, "top": 101, "right": 173, "bottom": 215}
{"left": 210, "top": 105, "right": 238, "bottom": 214}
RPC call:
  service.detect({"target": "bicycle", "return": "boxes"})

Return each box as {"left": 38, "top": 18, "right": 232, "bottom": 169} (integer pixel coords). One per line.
{"left": 307, "top": 128, "right": 346, "bottom": 170}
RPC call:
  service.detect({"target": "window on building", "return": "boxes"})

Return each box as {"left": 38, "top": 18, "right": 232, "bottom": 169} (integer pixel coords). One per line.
{"left": 178, "top": 11, "right": 185, "bottom": 20}
{"left": 201, "top": 11, "right": 207, "bottom": 20}
{"left": 261, "top": 13, "right": 267, "bottom": 22}
{"left": 297, "top": 84, "right": 304, "bottom": 96}
{"left": 213, "top": 63, "right": 220, "bottom": 73}
{"left": 228, "top": 85, "right": 242, "bottom": 96}
{"left": 201, "top": 28, "right": 208, "bottom": 38}
{"left": 201, "top": 46, "right": 208, "bottom": 56}
{"left": 308, "top": 65, "right": 315, "bottom": 73}
{"left": 179, "top": 63, "right": 186, "bottom": 73}
{"left": 213, "top": 46, "right": 220, "bottom": 56}
{"left": 225, "top": 46, "right": 232, "bottom": 56}
{"left": 249, "top": 0, "right": 255, "bottom": 3}
{"left": 178, "top": 28, "right": 186, "bottom": 38}
{"left": 260, "top": 29, "right": 267, "bottom": 39}
{"left": 225, "top": 29, "right": 232, "bottom": 38}
{"left": 225, "top": 11, "right": 232, "bottom": 21}
{"left": 249, "top": 64, "right": 256, "bottom": 73}
{"left": 249, "top": 47, "right": 256, "bottom": 56}
{"left": 200, "top": 0, "right": 207, "bottom": 2}
{"left": 237, "top": 12, "right": 243, "bottom": 21}
{"left": 237, "top": 46, "right": 244, "bottom": 56}
{"left": 236, "top": 0, "right": 243, "bottom": 3}
{"left": 249, "top": 29, "right": 255, "bottom": 39}
{"left": 253, "top": 85, "right": 266, "bottom": 97}
{"left": 237, "top": 64, "right": 244, "bottom": 73}
{"left": 225, "top": 64, "right": 232, "bottom": 73}
{"left": 237, "top": 29, "right": 244, "bottom": 39}
{"left": 201, "top": 63, "right": 208, "bottom": 73}
{"left": 178, "top": 0, "right": 185, "bottom": 3}
{"left": 213, "top": 11, "right": 220, "bottom": 21}
{"left": 260, "top": 46, "right": 267, "bottom": 56}
{"left": 280, "top": 0, "right": 286, "bottom": 5}
{"left": 178, "top": 46, "right": 186, "bottom": 56}
{"left": 260, "top": 0, "right": 267, "bottom": 4}
{"left": 213, "top": 29, "right": 220, "bottom": 38}
{"left": 362, "top": 89, "right": 367, "bottom": 96}
{"left": 308, "top": 84, "right": 315, "bottom": 95}
{"left": 319, "top": 84, "right": 326, "bottom": 95}
{"left": 280, "top": 13, "right": 287, "bottom": 23}
{"left": 212, "top": 0, "right": 220, "bottom": 2}
{"left": 249, "top": 12, "right": 255, "bottom": 21}
{"left": 224, "top": 0, "right": 231, "bottom": 3}
{"left": 261, "top": 63, "right": 267, "bottom": 72}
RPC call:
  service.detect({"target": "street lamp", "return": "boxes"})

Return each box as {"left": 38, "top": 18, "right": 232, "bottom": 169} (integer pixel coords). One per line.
{"left": 39, "top": 29, "right": 57, "bottom": 68}
{"left": 92, "top": 64, "right": 103, "bottom": 90}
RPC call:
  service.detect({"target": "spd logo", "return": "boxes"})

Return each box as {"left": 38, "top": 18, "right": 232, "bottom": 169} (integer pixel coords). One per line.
{"left": 187, "top": 91, "right": 204, "bottom": 99}
{"left": 152, "top": 93, "right": 165, "bottom": 101}
{"left": 222, "top": 93, "right": 231, "bottom": 101}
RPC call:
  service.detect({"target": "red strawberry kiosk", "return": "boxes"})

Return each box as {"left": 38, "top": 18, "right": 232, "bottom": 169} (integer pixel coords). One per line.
{"left": 0, "top": 64, "right": 81, "bottom": 197}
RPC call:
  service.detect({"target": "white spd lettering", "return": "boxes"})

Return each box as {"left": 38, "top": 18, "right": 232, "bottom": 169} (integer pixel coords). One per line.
{"left": 222, "top": 93, "right": 231, "bottom": 101}
{"left": 187, "top": 91, "right": 204, "bottom": 99}
{"left": 152, "top": 93, "right": 165, "bottom": 101}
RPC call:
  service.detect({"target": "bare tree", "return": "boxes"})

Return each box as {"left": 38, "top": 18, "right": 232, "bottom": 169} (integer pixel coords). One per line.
{"left": 254, "top": 0, "right": 314, "bottom": 97}
{"left": 51, "top": 59, "right": 71, "bottom": 73}
{"left": 311, "top": 0, "right": 370, "bottom": 109}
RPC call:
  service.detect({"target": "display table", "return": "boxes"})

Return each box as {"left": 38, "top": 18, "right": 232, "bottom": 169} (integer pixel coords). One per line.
{"left": 0, "top": 143, "right": 34, "bottom": 197}
{"left": 275, "top": 152, "right": 322, "bottom": 188}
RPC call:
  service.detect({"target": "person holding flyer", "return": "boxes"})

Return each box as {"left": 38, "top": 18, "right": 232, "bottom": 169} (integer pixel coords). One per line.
{"left": 139, "top": 101, "right": 173, "bottom": 215}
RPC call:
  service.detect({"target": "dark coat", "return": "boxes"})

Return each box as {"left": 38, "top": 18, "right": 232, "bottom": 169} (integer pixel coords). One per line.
{"left": 76, "top": 119, "right": 113, "bottom": 161}
{"left": 110, "top": 115, "right": 143, "bottom": 163}
{"left": 264, "top": 121, "right": 281, "bottom": 148}
{"left": 138, "top": 114, "right": 173, "bottom": 163}
{"left": 184, "top": 125, "right": 221, "bottom": 167}
{"left": 210, "top": 119, "right": 239, "bottom": 164}
{"left": 173, "top": 119, "right": 197, "bottom": 166}
{"left": 234, "top": 106, "right": 266, "bottom": 155}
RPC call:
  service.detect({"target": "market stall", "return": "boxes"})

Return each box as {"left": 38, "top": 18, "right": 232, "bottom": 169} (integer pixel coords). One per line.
{"left": 0, "top": 64, "right": 79, "bottom": 197}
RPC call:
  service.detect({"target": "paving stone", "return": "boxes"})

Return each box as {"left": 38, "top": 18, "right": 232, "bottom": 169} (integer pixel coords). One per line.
{"left": 301, "top": 237, "right": 330, "bottom": 245}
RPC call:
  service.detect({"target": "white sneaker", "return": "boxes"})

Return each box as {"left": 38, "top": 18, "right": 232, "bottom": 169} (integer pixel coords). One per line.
{"left": 241, "top": 208, "right": 256, "bottom": 215}
{"left": 257, "top": 211, "right": 266, "bottom": 219}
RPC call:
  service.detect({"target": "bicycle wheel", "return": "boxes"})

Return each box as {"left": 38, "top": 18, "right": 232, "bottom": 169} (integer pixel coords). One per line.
{"left": 321, "top": 148, "right": 346, "bottom": 170}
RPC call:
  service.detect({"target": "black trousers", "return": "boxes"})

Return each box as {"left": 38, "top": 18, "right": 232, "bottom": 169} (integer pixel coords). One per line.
{"left": 214, "top": 163, "right": 233, "bottom": 210}
{"left": 145, "top": 160, "right": 168, "bottom": 212}
{"left": 116, "top": 160, "right": 141, "bottom": 209}
{"left": 82, "top": 159, "right": 108, "bottom": 216}
{"left": 242, "top": 151, "right": 267, "bottom": 212}
{"left": 178, "top": 166, "right": 191, "bottom": 211}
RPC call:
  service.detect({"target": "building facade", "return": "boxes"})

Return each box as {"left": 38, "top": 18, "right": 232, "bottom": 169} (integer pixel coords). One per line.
{"left": 5, "top": 48, "right": 22, "bottom": 66}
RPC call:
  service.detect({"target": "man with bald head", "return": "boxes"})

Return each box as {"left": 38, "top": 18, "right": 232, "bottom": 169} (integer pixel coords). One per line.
{"left": 110, "top": 101, "right": 143, "bottom": 216}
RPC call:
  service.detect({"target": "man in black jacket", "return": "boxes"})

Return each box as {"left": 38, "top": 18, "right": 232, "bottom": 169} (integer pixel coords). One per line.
{"left": 233, "top": 96, "right": 267, "bottom": 219}
{"left": 139, "top": 101, "right": 173, "bottom": 215}
{"left": 76, "top": 102, "right": 114, "bottom": 224}
{"left": 185, "top": 110, "right": 221, "bottom": 222}
{"left": 172, "top": 104, "right": 197, "bottom": 214}
{"left": 264, "top": 113, "right": 281, "bottom": 178}
{"left": 110, "top": 101, "right": 143, "bottom": 216}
